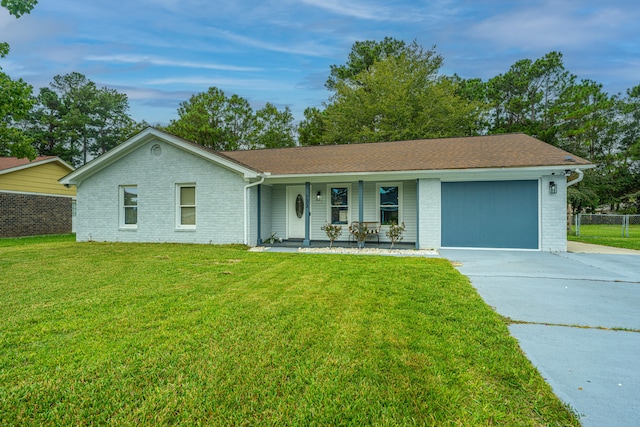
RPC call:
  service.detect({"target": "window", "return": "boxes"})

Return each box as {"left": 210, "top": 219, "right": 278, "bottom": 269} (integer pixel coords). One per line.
{"left": 177, "top": 184, "right": 196, "bottom": 228}
{"left": 330, "top": 186, "right": 349, "bottom": 224}
{"left": 379, "top": 185, "right": 400, "bottom": 225}
{"left": 120, "top": 185, "right": 138, "bottom": 228}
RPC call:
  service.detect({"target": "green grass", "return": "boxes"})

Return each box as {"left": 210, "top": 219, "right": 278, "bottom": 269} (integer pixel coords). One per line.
{"left": 0, "top": 233, "right": 75, "bottom": 247}
{"left": 0, "top": 239, "right": 579, "bottom": 426}
{"left": 569, "top": 224, "right": 640, "bottom": 250}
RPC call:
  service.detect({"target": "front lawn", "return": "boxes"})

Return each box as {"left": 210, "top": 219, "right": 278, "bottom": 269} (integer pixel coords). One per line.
{"left": 569, "top": 224, "right": 640, "bottom": 250}
{"left": 0, "top": 240, "right": 578, "bottom": 426}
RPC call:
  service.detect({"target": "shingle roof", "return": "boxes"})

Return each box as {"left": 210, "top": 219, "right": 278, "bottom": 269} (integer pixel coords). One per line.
{"left": 219, "top": 133, "right": 591, "bottom": 176}
{"left": 0, "top": 156, "right": 57, "bottom": 172}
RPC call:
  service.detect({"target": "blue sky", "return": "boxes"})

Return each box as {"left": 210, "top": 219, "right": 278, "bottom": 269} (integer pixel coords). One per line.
{"left": 1, "top": 0, "right": 639, "bottom": 126}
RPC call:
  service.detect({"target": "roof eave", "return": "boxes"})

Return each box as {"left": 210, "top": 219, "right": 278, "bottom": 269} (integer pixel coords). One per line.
{"left": 261, "top": 164, "right": 595, "bottom": 184}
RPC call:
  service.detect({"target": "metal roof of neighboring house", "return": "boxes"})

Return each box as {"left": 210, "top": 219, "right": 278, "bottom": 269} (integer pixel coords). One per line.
{"left": 219, "top": 133, "right": 591, "bottom": 176}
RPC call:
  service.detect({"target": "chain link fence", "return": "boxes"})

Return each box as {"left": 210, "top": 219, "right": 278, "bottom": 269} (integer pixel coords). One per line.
{"left": 572, "top": 214, "right": 640, "bottom": 238}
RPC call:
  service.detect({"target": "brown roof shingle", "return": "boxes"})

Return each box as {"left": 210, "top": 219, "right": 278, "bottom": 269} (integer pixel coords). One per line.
{"left": 219, "top": 134, "right": 590, "bottom": 176}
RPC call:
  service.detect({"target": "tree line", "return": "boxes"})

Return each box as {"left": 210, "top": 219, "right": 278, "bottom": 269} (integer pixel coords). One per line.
{"left": 1, "top": 2, "right": 638, "bottom": 213}
{"left": 297, "top": 38, "right": 640, "bottom": 213}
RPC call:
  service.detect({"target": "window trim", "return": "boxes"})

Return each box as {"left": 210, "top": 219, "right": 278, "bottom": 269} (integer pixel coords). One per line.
{"left": 377, "top": 182, "right": 403, "bottom": 227}
{"left": 119, "top": 185, "right": 138, "bottom": 230}
{"left": 176, "top": 183, "right": 196, "bottom": 230}
{"left": 327, "top": 184, "right": 351, "bottom": 225}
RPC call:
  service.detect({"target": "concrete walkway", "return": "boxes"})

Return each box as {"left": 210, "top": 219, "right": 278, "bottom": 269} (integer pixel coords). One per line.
{"left": 441, "top": 248, "right": 640, "bottom": 427}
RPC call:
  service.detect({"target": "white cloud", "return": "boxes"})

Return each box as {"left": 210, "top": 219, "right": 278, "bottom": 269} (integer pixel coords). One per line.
{"left": 212, "top": 28, "right": 335, "bottom": 57}
{"left": 85, "top": 55, "right": 263, "bottom": 72}
{"left": 108, "top": 85, "right": 192, "bottom": 101}
{"left": 144, "top": 76, "right": 294, "bottom": 91}
{"left": 467, "top": 2, "right": 632, "bottom": 50}
{"left": 300, "top": 0, "right": 389, "bottom": 20}
{"left": 299, "top": 0, "right": 460, "bottom": 23}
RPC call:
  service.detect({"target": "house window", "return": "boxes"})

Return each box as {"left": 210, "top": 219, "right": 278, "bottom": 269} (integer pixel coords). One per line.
{"left": 379, "top": 184, "right": 400, "bottom": 225}
{"left": 177, "top": 184, "right": 196, "bottom": 228}
{"left": 120, "top": 185, "right": 138, "bottom": 228}
{"left": 330, "top": 186, "right": 349, "bottom": 224}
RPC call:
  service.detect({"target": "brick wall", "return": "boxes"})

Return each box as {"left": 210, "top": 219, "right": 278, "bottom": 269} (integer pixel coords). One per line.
{"left": 417, "top": 178, "right": 441, "bottom": 250}
{"left": 540, "top": 175, "right": 567, "bottom": 252}
{"left": 75, "top": 139, "right": 247, "bottom": 245}
{"left": 0, "top": 192, "right": 72, "bottom": 237}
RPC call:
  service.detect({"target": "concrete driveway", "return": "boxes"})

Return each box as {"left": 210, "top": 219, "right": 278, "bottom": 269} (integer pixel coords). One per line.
{"left": 440, "top": 248, "right": 640, "bottom": 427}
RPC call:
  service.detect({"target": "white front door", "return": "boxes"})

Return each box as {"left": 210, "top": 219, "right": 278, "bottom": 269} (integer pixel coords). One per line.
{"left": 287, "top": 186, "right": 306, "bottom": 239}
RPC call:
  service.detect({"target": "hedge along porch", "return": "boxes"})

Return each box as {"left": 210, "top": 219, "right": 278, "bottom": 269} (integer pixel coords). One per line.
{"left": 61, "top": 128, "right": 593, "bottom": 252}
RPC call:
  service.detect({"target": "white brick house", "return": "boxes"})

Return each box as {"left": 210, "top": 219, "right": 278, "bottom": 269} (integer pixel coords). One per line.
{"left": 60, "top": 128, "right": 593, "bottom": 251}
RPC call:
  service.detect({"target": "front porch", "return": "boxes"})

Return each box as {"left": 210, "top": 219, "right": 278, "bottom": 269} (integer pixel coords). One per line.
{"left": 257, "top": 179, "right": 424, "bottom": 248}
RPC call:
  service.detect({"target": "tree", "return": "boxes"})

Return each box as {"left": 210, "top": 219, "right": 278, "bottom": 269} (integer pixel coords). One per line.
{"left": 25, "top": 87, "right": 65, "bottom": 158}
{"left": 553, "top": 79, "right": 615, "bottom": 161}
{"left": 1, "top": 0, "right": 37, "bottom": 17}
{"left": 602, "top": 84, "right": 640, "bottom": 212}
{"left": 298, "top": 107, "right": 325, "bottom": 146}
{"left": 1, "top": 0, "right": 38, "bottom": 58}
{"left": 326, "top": 37, "right": 409, "bottom": 91}
{"left": 448, "top": 75, "right": 490, "bottom": 134}
{"left": 618, "top": 85, "right": 640, "bottom": 165}
{"left": 166, "top": 87, "right": 253, "bottom": 151}
{"left": 27, "top": 72, "right": 133, "bottom": 165}
{"left": 250, "top": 103, "right": 296, "bottom": 149}
{"left": 0, "top": 0, "right": 38, "bottom": 159}
{"left": 0, "top": 71, "right": 36, "bottom": 159}
{"left": 223, "top": 94, "right": 254, "bottom": 150}
{"left": 167, "top": 88, "right": 296, "bottom": 150}
{"left": 486, "top": 51, "right": 572, "bottom": 138}
{"left": 321, "top": 42, "right": 485, "bottom": 144}
{"left": 89, "top": 87, "right": 134, "bottom": 157}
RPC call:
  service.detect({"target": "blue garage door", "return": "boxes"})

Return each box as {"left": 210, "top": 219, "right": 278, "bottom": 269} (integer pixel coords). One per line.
{"left": 442, "top": 180, "right": 539, "bottom": 249}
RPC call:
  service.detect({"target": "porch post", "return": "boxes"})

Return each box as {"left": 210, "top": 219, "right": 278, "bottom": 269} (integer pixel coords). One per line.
{"left": 358, "top": 180, "right": 364, "bottom": 223}
{"left": 257, "top": 185, "right": 262, "bottom": 245}
{"left": 303, "top": 182, "right": 311, "bottom": 247}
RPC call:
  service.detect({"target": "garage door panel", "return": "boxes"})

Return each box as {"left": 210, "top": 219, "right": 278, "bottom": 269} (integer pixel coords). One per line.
{"left": 442, "top": 181, "right": 539, "bottom": 249}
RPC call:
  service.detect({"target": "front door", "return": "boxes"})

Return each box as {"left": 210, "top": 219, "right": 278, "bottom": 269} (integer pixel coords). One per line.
{"left": 287, "top": 186, "right": 306, "bottom": 239}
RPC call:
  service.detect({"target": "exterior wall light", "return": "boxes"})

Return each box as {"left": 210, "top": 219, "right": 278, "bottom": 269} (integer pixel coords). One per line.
{"left": 549, "top": 181, "right": 557, "bottom": 194}
{"left": 316, "top": 191, "right": 322, "bottom": 201}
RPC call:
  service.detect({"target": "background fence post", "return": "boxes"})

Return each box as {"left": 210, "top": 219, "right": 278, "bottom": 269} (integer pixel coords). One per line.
{"left": 624, "top": 215, "right": 629, "bottom": 238}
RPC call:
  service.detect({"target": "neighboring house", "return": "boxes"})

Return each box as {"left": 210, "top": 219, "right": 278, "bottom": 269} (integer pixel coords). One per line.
{"left": 60, "top": 128, "right": 593, "bottom": 251}
{"left": 1, "top": 156, "right": 76, "bottom": 238}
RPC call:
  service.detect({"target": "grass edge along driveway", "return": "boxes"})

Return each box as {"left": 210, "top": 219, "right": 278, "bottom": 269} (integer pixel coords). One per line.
{"left": 0, "top": 238, "right": 579, "bottom": 426}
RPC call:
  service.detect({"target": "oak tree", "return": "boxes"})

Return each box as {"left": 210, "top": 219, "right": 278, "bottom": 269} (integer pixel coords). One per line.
{"left": 321, "top": 41, "right": 485, "bottom": 144}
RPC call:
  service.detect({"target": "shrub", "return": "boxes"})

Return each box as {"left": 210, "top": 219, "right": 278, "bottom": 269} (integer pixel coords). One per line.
{"left": 386, "top": 221, "right": 405, "bottom": 249}
{"left": 321, "top": 223, "right": 342, "bottom": 248}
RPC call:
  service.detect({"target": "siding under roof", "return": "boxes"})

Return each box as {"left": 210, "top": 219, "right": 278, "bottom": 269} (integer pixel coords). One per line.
{"left": 219, "top": 133, "right": 590, "bottom": 176}
{"left": 0, "top": 156, "right": 58, "bottom": 172}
